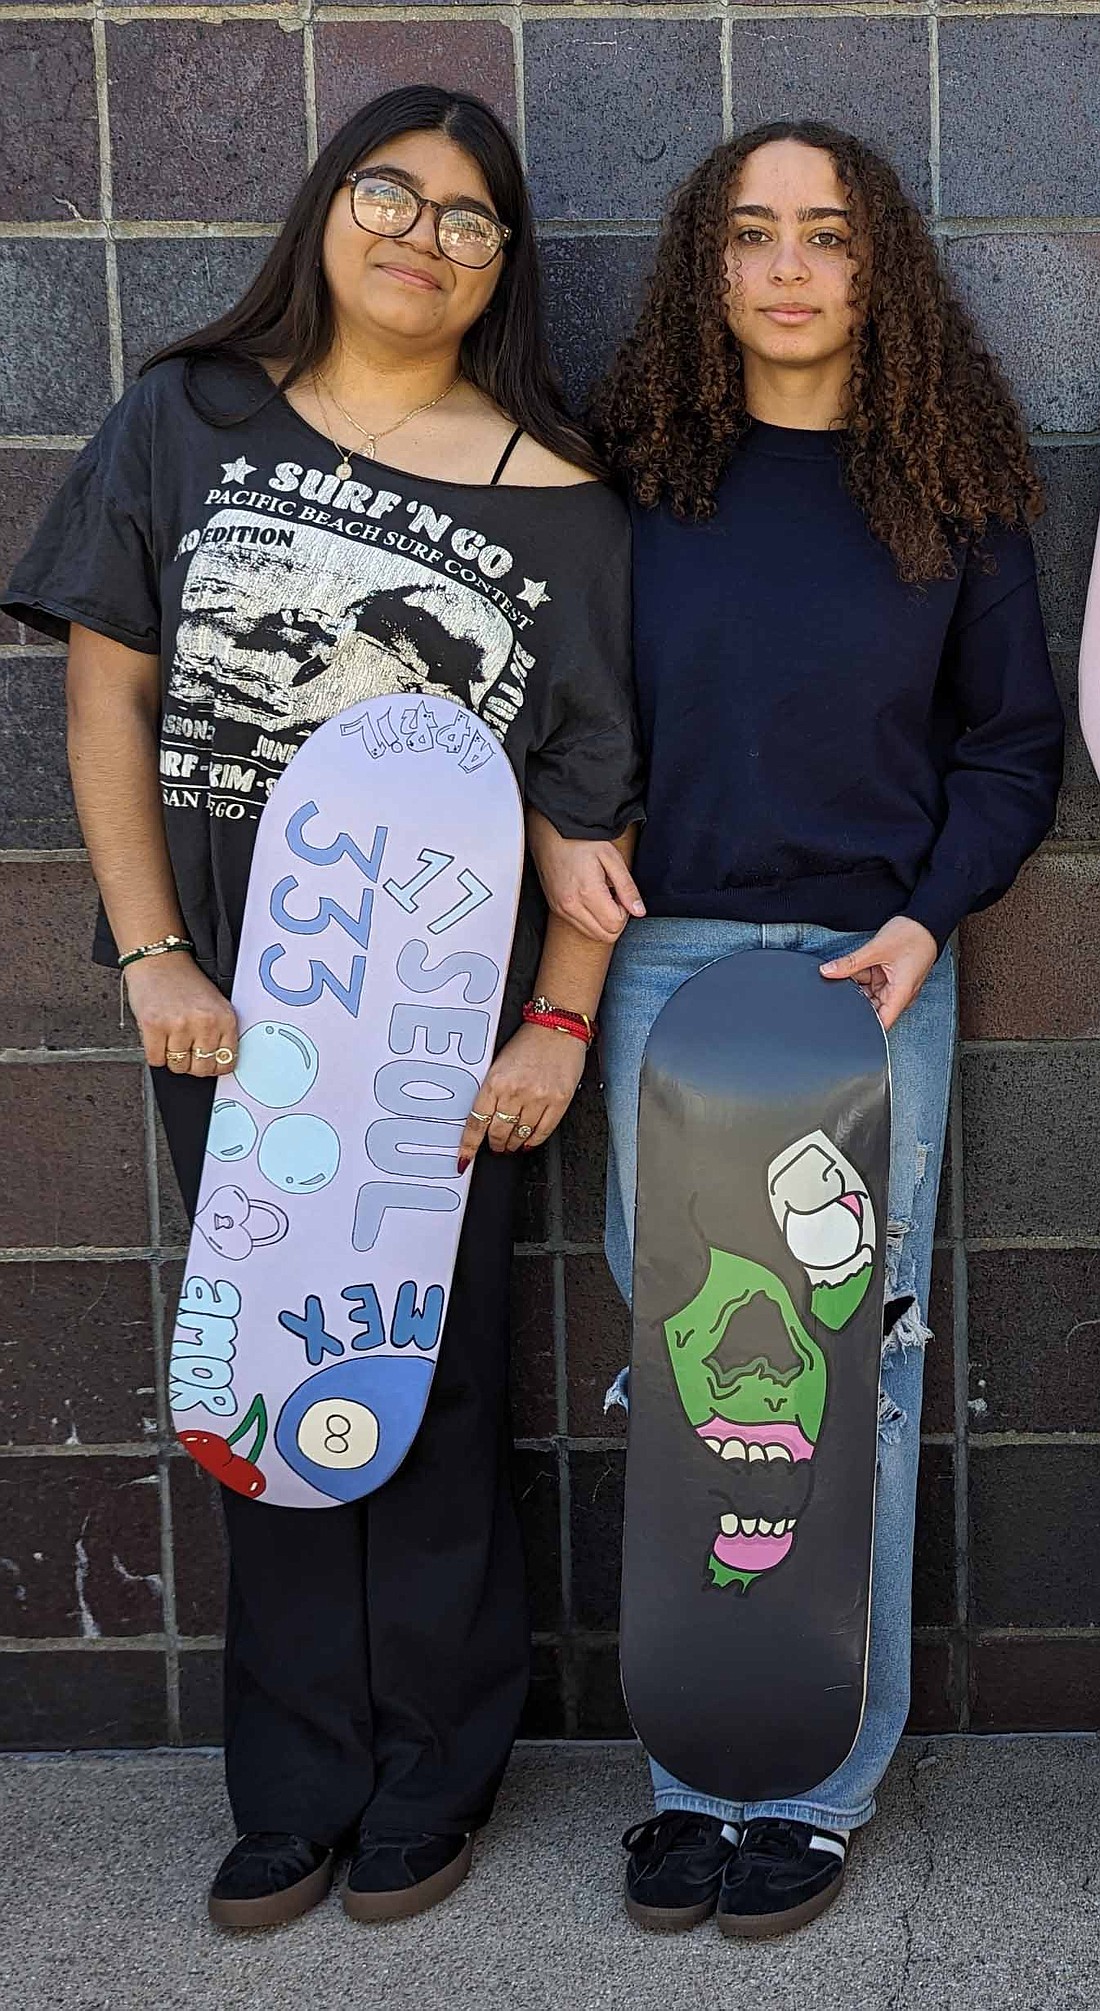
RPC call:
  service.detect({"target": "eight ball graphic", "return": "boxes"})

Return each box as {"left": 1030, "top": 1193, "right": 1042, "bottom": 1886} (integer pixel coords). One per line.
{"left": 274, "top": 1356, "right": 436, "bottom": 1502}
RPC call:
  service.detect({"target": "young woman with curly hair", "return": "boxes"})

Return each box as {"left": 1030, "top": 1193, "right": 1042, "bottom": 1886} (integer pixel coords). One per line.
{"left": 529, "top": 122, "right": 1063, "bottom": 1938}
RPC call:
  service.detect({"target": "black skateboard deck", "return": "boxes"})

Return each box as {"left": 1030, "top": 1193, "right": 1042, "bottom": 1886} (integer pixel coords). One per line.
{"left": 620, "top": 950, "right": 890, "bottom": 1803}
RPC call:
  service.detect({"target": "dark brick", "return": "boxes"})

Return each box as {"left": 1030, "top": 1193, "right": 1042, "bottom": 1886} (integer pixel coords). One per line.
{"left": 922, "top": 1248, "right": 954, "bottom": 1437}
{"left": 946, "top": 236, "right": 1100, "bottom": 434}
{"left": 0, "top": 862, "right": 121, "bottom": 1050}
{"left": 971, "top": 1444, "right": 1100, "bottom": 1627}
{"left": 0, "top": 1649, "right": 167, "bottom": 1748}
{"left": 565, "top": 1254, "right": 629, "bottom": 1438}
{"left": 913, "top": 1443, "right": 954, "bottom": 1629}
{"left": 569, "top": 1448, "right": 624, "bottom": 1631}
{"left": 0, "top": 450, "right": 77, "bottom": 644}
{"left": 0, "top": 1262, "right": 157, "bottom": 1448}
{"left": 907, "top": 1630, "right": 962, "bottom": 1734}
{"left": 0, "top": 1061, "right": 147, "bottom": 1248}
{"left": 935, "top": 1122, "right": 954, "bottom": 1241}
{"left": 514, "top": 1143, "right": 549, "bottom": 1245}
{"left": 960, "top": 856, "right": 1100, "bottom": 1042}
{"left": 971, "top": 1633, "right": 1100, "bottom": 1732}
{"left": 169, "top": 1457, "right": 226, "bottom": 1638}
{"left": 0, "top": 25, "right": 98, "bottom": 224}
{"left": 940, "top": 20, "right": 1100, "bottom": 219}
{"left": 117, "top": 237, "right": 269, "bottom": 382}
{"left": 0, "top": 656, "right": 75, "bottom": 849}
{"left": 519, "top": 1641, "right": 566, "bottom": 1738}
{"left": 728, "top": 21, "right": 930, "bottom": 210}
{"left": 541, "top": 235, "right": 656, "bottom": 412}
{"left": 0, "top": 241, "right": 111, "bottom": 434}
{"left": 515, "top": 1448, "right": 561, "bottom": 1633}
{"left": 961, "top": 1045, "right": 1100, "bottom": 1241}
{"left": 1031, "top": 445, "right": 1100, "bottom": 653}
{"left": 511, "top": 1252, "right": 556, "bottom": 1439}
{"left": 525, "top": 22, "right": 723, "bottom": 222}
{"left": 576, "top": 1639, "right": 632, "bottom": 1739}
{"left": 107, "top": 23, "right": 307, "bottom": 223}
{"left": 560, "top": 1071, "right": 609, "bottom": 1246}
{"left": 1051, "top": 650, "right": 1100, "bottom": 845}
{"left": 178, "top": 1646, "right": 223, "bottom": 1744}
{"left": 967, "top": 1249, "right": 1100, "bottom": 1437}
{"left": 314, "top": 24, "right": 516, "bottom": 146}
{"left": 0, "top": 1458, "right": 161, "bottom": 1638}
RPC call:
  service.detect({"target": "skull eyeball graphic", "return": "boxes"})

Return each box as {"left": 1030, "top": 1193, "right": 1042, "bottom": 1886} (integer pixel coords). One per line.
{"left": 767, "top": 1130, "right": 876, "bottom": 1332}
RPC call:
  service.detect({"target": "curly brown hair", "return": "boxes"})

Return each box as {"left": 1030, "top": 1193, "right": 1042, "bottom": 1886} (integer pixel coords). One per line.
{"left": 591, "top": 121, "right": 1042, "bottom": 582}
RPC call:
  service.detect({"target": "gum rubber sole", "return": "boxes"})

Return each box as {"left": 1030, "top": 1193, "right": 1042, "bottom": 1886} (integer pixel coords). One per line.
{"left": 625, "top": 1895, "right": 717, "bottom": 1934}
{"left": 717, "top": 1871, "right": 845, "bottom": 1940}
{"left": 343, "top": 1836, "right": 474, "bottom": 1924}
{"left": 208, "top": 1852, "right": 334, "bottom": 1930}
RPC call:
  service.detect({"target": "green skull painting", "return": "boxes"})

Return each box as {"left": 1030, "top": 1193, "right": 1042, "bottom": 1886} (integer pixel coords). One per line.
{"left": 664, "top": 1129, "right": 876, "bottom": 1592}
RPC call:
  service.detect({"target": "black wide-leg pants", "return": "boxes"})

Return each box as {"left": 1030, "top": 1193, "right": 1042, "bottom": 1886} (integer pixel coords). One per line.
{"left": 156, "top": 1068, "right": 530, "bottom": 1845}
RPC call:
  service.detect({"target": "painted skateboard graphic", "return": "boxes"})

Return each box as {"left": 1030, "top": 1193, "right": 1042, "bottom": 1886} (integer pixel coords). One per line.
{"left": 620, "top": 950, "right": 890, "bottom": 1802}
{"left": 169, "top": 696, "right": 522, "bottom": 1507}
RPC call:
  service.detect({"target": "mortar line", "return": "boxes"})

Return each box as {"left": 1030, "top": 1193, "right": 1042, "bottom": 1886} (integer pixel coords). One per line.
{"left": 947, "top": 1046, "right": 972, "bottom": 1731}
{"left": 511, "top": 6, "right": 526, "bottom": 167}
{"left": 303, "top": 0, "right": 319, "bottom": 168}
{"left": 927, "top": 7, "right": 941, "bottom": 222}
{"left": 92, "top": 7, "right": 125, "bottom": 401}
{"left": 720, "top": 11, "right": 732, "bottom": 142}
{"left": 141, "top": 1067, "right": 181, "bottom": 1744}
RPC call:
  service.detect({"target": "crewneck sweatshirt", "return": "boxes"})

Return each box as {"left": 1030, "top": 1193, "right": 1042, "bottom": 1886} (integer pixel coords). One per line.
{"left": 630, "top": 419, "right": 1064, "bottom": 948}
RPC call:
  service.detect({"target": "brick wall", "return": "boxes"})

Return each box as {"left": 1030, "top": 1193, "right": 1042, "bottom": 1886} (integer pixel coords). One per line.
{"left": 2, "top": 5, "right": 1099, "bottom": 1748}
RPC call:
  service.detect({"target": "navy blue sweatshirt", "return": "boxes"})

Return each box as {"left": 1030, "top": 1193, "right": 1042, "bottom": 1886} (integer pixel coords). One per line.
{"left": 630, "top": 420, "right": 1064, "bottom": 948}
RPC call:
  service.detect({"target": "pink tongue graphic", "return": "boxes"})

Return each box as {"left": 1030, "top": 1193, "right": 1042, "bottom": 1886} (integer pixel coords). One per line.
{"left": 714, "top": 1528, "right": 794, "bottom": 1573}
{"left": 695, "top": 1417, "right": 815, "bottom": 1462}
{"left": 839, "top": 1191, "right": 863, "bottom": 1218}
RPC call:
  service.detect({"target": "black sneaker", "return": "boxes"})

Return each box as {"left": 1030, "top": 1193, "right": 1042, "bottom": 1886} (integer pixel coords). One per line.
{"left": 343, "top": 1829, "right": 474, "bottom": 1923}
{"left": 208, "top": 1832, "right": 333, "bottom": 1929}
{"left": 623, "top": 1812, "right": 740, "bottom": 1932}
{"left": 717, "top": 1818, "right": 849, "bottom": 1938}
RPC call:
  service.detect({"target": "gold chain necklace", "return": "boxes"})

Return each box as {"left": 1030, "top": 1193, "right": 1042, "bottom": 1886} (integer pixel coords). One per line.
{"left": 314, "top": 373, "right": 460, "bottom": 479}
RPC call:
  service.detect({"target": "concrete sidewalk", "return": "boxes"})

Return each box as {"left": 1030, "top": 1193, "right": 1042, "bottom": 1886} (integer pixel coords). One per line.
{"left": 1, "top": 1739, "right": 1097, "bottom": 2011}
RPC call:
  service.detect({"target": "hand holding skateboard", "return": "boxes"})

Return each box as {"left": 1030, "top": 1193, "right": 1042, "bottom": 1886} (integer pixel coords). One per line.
{"left": 456, "top": 1020, "right": 586, "bottom": 1170}
{"left": 125, "top": 954, "right": 240, "bottom": 1076}
{"left": 820, "top": 914, "right": 938, "bottom": 1029}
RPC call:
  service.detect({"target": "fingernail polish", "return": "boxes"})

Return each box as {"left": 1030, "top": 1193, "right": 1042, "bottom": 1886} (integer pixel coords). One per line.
{"left": 457, "top": 1156, "right": 470, "bottom": 1175}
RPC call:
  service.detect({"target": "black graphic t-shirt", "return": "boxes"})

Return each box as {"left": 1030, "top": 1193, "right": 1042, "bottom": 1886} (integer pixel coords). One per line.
{"left": 5, "top": 356, "right": 642, "bottom": 1002}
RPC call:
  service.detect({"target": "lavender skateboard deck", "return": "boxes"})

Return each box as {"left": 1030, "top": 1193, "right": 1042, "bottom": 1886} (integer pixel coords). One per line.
{"left": 620, "top": 950, "right": 890, "bottom": 1801}
{"left": 169, "top": 696, "right": 522, "bottom": 1507}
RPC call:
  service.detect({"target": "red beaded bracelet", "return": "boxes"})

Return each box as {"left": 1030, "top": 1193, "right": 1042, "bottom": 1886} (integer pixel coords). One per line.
{"left": 522, "top": 999, "right": 597, "bottom": 1046}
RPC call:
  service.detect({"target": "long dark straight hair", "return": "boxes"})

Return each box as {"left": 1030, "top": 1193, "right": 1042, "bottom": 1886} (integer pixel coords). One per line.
{"left": 144, "top": 85, "right": 600, "bottom": 476}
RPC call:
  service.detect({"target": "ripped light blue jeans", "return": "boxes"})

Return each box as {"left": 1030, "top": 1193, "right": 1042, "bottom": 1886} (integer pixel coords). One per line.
{"left": 602, "top": 918, "right": 956, "bottom": 1832}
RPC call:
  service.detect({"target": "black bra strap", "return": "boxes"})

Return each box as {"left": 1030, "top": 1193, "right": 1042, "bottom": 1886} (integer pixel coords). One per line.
{"left": 490, "top": 426, "right": 524, "bottom": 485}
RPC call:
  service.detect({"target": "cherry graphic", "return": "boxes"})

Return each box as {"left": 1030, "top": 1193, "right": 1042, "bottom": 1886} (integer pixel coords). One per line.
{"left": 181, "top": 1393, "right": 269, "bottom": 1498}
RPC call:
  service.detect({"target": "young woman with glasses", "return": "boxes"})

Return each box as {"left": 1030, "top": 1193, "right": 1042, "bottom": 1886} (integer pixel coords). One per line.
{"left": 529, "top": 121, "right": 1063, "bottom": 1939}
{"left": 5, "top": 87, "right": 641, "bottom": 1929}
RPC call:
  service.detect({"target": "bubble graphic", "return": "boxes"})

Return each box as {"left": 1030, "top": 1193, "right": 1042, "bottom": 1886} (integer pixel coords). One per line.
{"left": 258, "top": 1113, "right": 341, "bottom": 1193}
{"left": 235, "top": 1022, "right": 319, "bottom": 1109}
{"left": 207, "top": 1101, "right": 258, "bottom": 1163}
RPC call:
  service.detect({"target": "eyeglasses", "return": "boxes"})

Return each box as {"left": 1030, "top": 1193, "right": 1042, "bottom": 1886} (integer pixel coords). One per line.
{"left": 345, "top": 172, "right": 511, "bottom": 271}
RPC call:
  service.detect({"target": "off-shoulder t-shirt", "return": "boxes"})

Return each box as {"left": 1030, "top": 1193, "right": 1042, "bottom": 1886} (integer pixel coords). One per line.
{"left": 5, "top": 355, "right": 643, "bottom": 1004}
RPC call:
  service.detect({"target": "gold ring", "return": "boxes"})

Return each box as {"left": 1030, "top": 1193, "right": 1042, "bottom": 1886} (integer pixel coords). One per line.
{"left": 193, "top": 1047, "right": 236, "bottom": 1064}
{"left": 469, "top": 1110, "right": 493, "bottom": 1125}
{"left": 515, "top": 1124, "right": 533, "bottom": 1141}
{"left": 166, "top": 1050, "right": 189, "bottom": 1064}
{"left": 491, "top": 1111, "right": 518, "bottom": 1125}
{"left": 215, "top": 1047, "right": 237, "bottom": 1066}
